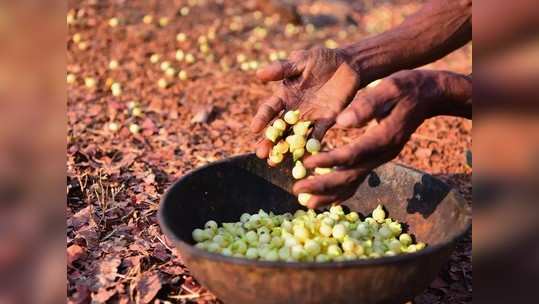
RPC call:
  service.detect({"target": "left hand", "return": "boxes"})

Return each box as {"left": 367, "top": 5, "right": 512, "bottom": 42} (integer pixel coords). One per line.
{"left": 292, "top": 69, "right": 470, "bottom": 208}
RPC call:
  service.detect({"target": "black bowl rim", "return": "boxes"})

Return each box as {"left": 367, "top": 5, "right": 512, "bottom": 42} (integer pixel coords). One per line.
{"left": 158, "top": 153, "right": 472, "bottom": 269}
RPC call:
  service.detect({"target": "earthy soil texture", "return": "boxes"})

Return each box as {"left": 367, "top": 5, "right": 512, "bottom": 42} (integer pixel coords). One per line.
{"left": 67, "top": 0, "right": 472, "bottom": 303}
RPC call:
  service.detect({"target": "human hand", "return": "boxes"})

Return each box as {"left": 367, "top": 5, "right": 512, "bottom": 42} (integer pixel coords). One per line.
{"left": 293, "top": 69, "right": 472, "bottom": 208}
{"left": 250, "top": 47, "right": 361, "bottom": 161}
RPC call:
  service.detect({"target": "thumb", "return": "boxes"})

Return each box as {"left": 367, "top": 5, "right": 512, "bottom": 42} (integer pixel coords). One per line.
{"left": 337, "top": 85, "right": 397, "bottom": 128}
{"left": 256, "top": 60, "right": 304, "bottom": 82}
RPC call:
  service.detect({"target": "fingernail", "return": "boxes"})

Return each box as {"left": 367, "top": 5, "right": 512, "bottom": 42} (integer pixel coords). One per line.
{"left": 336, "top": 111, "right": 355, "bottom": 127}
{"left": 256, "top": 147, "right": 268, "bottom": 159}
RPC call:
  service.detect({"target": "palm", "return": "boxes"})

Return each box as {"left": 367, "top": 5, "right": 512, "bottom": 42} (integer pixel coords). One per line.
{"left": 276, "top": 47, "right": 357, "bottom": 139}
{"left": 252, "top": 47, "right": 360, "bottom": 159}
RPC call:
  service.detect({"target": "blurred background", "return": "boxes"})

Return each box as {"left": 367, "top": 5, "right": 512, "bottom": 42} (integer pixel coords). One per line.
{"left": 474, "top": 0, "right": 539, "bottom": 303}
{"left": 0, "top": 0, "right": 536, "bottom": 303}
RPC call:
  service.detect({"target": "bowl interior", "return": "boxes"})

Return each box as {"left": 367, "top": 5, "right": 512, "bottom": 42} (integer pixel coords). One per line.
{"left": 160, "top": 153, "right": 470, "bottom": 248}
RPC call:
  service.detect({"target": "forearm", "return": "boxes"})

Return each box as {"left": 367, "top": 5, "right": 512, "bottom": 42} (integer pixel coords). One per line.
{"left": 343, "top": 0, "right": 472, "bottom": 86}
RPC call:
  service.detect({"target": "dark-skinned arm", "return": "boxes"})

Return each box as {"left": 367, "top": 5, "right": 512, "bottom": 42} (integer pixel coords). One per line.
{"left": 343, "top": 0, "right": 472, "bottom": 86}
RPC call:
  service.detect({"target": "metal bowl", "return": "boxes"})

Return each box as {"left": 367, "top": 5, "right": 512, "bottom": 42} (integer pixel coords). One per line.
{"left": 159, "top": 153, "right": 471, "bottom": 304}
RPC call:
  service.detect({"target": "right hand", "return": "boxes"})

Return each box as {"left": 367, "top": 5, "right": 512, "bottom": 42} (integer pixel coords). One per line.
{"left": 293, "top": 69, "right": 471, "bottom": 208}
{"left": 250, "top": 47, "right": 362, "bottom": 160}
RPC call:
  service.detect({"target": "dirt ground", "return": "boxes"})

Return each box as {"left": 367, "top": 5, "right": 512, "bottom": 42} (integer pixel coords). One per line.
{"left": 67, "top": 0, "right": 472, "bottom": 303}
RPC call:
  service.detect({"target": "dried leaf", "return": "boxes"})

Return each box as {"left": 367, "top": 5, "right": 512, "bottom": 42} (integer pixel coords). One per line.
{"left": 68, "top": 284, "right": 91, "bottom": 304}
{"left": 143, "top": 172, "right": 156, "bottom": 184}
{"left": 122, "top": 255, "right": 142, "bottom": 269}
{"left": 92, "top": 288, "right": 116, "bottom": 303}
{"left": 96, "top": 257, "right": 121, "bottom": 288}
{"left": 88, "top": 104, "right": 102, "bottom": 116}
{"left": 148, "top": 98, "right": 163, "bottom": 113}
{"left": 136, "top": 271, "right": 162, "bottom": 304}
{"left": 68, "top": 206, "right": 93, "bottom": 230}
{"left": 152, "top": 243, "right": 170, "bottom": 262}
{"left": 415, "top": 147, "right": 432, "bottom": 159}
{"left": 67, "top": 244, "right": 86, "bottom": 265}
{"left": 256, "top": 0, "right": 301, "bottom": 24}
{"left": 142, "top": 118, "right": 157, "bottom": 136}
{"left": 430, "top": 276, "right": 448, "bottom": 289}
{"left": 191, "top": 105, "right": 215, "bottom": 124}
{"left": 76, "top": 225, "right": 99, "bottom": 249}
{"left": 161, "top": 264, "right": 184, "bottom": 276}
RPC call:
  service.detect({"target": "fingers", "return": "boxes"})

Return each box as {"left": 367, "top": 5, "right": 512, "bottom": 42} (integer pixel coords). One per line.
{"left": 303, "top": 143, "right": 359, "bottom": 169}
{"left": 256, "top": 60, "right": 305, "bottom": 82}
{"left": 305, "top": 194, "right": 339, "bottom": 209}
{"left": 303, "top": 125, "right": 393, "bottom": 169}
{"left": 310, "top": 118, "right": 333, "bottom": 140}
{"left": 294, "top": 170, "right": 369, "bottom": 209}
{"left": 336, "top": 81, "right": 399, "bottom": 128}
{"left": 304, "top": 187, "right": 360, "bottom": 209}
{"left": 250, "top": 96, "right": 285, "bottom": 133}
{"left": 255, "top": 139, "right": 274, "bottom": 159}
{"left": 293, "top": 169, "right": 362, "bottom": 195}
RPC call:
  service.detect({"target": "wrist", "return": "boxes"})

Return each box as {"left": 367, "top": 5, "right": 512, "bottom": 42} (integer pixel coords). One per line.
{"left": 340, "top": 42, "right": 389, "bottom": 88}
{"left": 340, "top": 28, "right": 411, "bottom": 88}
{"left": 432, "top": 71, "right": 472, "bottom": 118}
{"left": 341, "top": 45, "right": 381, "bottom": 88}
